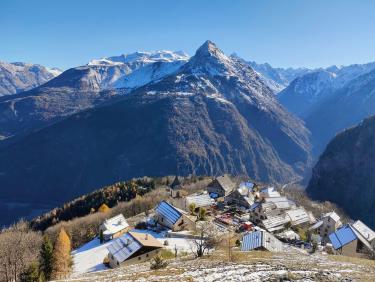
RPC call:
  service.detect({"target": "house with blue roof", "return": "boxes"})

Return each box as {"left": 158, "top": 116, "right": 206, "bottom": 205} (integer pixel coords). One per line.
{"left": 328, "top": 225, "right": 373, "bottom": 257}
{"left": 154, "top": 200, "right": 196, "bottom": 231}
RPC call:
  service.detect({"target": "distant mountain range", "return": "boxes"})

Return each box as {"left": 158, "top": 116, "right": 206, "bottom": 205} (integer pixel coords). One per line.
{"left": 244, "top": 59, "right": 312, "bottom": 93}
{"left": 0, "top": 51, "right": 188, "bottom": 141}
{"left": 307, "top": 115, "right": 375, "bottom": 229}
{"left": 278, "top": 62, "right": 375, "bottom": 156}
{"left": 0, "top": 61, "right": 61, "bottom": 96}
{"left": 2, "top": 41, "right": 375, "bottom": 227}
{"left": 0, "top": 41, "right": 312, "bottom": 205}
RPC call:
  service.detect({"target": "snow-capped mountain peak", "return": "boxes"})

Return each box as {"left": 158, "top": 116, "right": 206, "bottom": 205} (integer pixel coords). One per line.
{"left": 88, "top": 50, "right": 189, "bottom": 66}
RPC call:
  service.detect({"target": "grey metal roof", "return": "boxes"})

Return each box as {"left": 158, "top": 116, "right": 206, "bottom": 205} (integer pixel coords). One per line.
{"left": 107, "top": 232, "right": 141, "bottom": 263}
{"left": 155, "top": 200, "right": 182, "bottom": 226}
{"left": 186, "top": 192, "right": 214, "bottom": 208}
{"left": 215, "top": 174, "right": 236, "bottom": 193}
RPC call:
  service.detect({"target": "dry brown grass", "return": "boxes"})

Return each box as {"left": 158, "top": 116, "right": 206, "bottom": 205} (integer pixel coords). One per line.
{"left": 328, "top": 254, "right": 375, "bottom": 268}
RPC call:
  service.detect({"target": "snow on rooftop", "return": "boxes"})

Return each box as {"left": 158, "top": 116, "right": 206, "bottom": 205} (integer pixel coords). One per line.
{"left": 323, "top": 211, "right": 341, "bottom": 222}
{"left": 101, "top": 214, "right": 129, "bottom": 236}
{"left": 352, "top": 220, "right": 375, "bottom": 242}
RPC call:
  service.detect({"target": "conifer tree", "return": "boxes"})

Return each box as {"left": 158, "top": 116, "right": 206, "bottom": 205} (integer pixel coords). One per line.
{"left": 51, "top": 229, "right": 71, "bottom": 279}
{"left": 98, "top": 203, "right": 110, "bottom": 213}
{"left": 39, "top": 235, "right": 53, "bottom": 281}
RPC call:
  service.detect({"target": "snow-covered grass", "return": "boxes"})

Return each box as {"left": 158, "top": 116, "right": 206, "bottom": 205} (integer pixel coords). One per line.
{"left": 70, "top": 228, "right": 195, "bottom": 277}
{"left": 71, "top": 238, "right": 110, "bottom": 277}
{"left": 65, "top": 249, "right": 375, "bottom": 282}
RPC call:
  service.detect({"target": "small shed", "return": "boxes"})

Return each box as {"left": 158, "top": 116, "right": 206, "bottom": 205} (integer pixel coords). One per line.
{"left": 241, "top": 230, "right": 283, "bottom": 252}
{"left": 99, "top": 214, "right": 130, "bottom": 242}
{"left": 107, "top": 231, "right": 163, "bottom": 268}
{"left": 154, "top": 201, "right": 195, "bottom": 231}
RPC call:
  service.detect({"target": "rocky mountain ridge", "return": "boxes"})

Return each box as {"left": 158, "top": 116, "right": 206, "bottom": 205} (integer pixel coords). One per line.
{"left": 0, "top": 41, "right": 312, "bottom": 205}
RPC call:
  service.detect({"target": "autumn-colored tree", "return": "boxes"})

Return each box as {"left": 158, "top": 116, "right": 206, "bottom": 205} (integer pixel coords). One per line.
{"left": 198, "top": 207, "right": 207, "bottom": 221}
{"left": 188, "top": 203, "right": 196, "bottom": 215}
{"left": 51, "top": 229, "right": 71, "bottom": 279}
{"left": 39, "top": 235, "right": 53, "bottom": 280}
{"left": 98, "top": 203, "right": 110, "bottom": 213}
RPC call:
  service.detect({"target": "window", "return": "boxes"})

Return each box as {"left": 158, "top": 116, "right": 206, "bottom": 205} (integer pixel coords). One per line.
{"left": 117, "top": 261, "right": 119, "bottom": 266}
{"left": 146, "top": 254, "right": 149, "bottom": 257}
{"left": 138, "top": 256, "right": 141, "bottom": 260}
{"left": 161, "top": 218, "right": 164, "bottom": 222}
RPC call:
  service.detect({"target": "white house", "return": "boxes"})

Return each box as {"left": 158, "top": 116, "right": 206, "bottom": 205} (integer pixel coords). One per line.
{"left": 309, "top": 211, "right": 342, "bottom": 244}
{"left": 351, "top": 220, "right": 375, "bottom": 249}
{"left": 99, "top": 214, "right": 130, "bottom": 242}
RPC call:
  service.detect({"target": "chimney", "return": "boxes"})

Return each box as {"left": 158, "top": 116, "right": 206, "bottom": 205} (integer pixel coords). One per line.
{"left": 145, "top": 234, "right": 148, "bottom": 240}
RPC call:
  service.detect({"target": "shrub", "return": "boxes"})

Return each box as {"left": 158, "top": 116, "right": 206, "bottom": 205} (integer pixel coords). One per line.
{"left": 150, "top": 255, "right": 168, "bottom": 270}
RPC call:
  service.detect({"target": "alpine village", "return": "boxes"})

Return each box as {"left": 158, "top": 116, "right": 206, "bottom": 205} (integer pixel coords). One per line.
{"left": 2, "top": 174, "right": 375, "bottom": 281}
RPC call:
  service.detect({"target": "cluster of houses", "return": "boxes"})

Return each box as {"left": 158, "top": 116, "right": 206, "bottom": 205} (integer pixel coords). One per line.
{"left": 98, "top": 175, "right": 375, "bottom": 268}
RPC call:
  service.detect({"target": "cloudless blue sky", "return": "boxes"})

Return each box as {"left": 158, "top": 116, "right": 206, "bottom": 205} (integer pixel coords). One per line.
{"left": 1, "top": 0, "right": 375, "bottom": 70}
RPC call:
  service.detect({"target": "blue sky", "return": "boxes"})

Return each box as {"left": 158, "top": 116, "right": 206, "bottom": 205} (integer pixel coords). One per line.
{"left": 1, "top": 0, "right": 375, "bottom": 70}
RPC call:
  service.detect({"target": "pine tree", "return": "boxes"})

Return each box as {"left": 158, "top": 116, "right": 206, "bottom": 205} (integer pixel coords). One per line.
{"left": 98, "top": 203, "right": 110, "bottom": 213}
{"left": 40, "top": 235, "right": 53, "bottom": 281}
{"left": 51, "top": 228, "right": 71, "bottom": 279}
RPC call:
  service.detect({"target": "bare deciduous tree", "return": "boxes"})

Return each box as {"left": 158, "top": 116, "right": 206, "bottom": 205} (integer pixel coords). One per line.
{"left": 190, "top": 223, "right": 222, "bottom": 258}
{"left": 0, "top": 221, "right": 42, "bottom": 282}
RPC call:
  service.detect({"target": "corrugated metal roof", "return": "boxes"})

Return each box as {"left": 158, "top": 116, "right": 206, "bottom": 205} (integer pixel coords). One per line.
{"left": 262, "top": 215, "right": 290, "bottom": 232}
{"left": 102, "top": 214, "right": 129, "bottom": 235}
{"left": 107, "top": 232, "right": 141, "bottom": 263}
{"left": 309, "top": 220, "right": 323, "bottom": 230}
{"left": 186, "top": 192, "right": 214, "bottom": 208}
{"left": 241, "top": 231, "right": 263, "bottom": 251}
{"left": 265, "top": 197, "right": 293, "bottom": 210}
{"left": 329, "top": 225, "right": 357, "bottom": 250}
{"left": 286, "top": 208, "right": 310, "bottom": 226}
{"left": 155, "top": 201, "right": 182, "bottom": 226}
{"left": 242, "top": 230, "right": 283, "bottom": 252}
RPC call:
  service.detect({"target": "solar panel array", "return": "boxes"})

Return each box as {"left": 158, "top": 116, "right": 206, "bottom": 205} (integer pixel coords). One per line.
{"left": 107, "top": 233, "right": 142, "bottom": 263}
{"left": 155, "top": 201, "right": 182, "bottom": 226}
